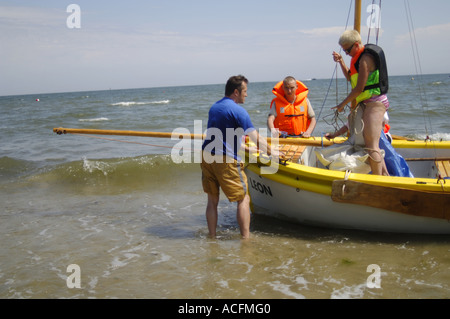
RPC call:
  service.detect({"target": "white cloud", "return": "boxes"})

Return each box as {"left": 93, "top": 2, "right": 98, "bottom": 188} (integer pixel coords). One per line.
{"left": 395, "top": 22, "right": 450, "bottom": 46}
{"left": 0, "top": 6, "right": 63, "bottom": 27}
{"left": 297, "top": 26, "right": 344, "bottom": 38}
{"left": 2, "top": 3, "right": 449, "bottom": 95}
{"left": 389, "top": 22, "right": 450, "bottom": 75}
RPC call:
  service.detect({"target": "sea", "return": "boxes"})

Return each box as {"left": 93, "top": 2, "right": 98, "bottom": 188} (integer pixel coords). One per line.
{"left": 1, "top": 74, "right": 450, "bottom": 300}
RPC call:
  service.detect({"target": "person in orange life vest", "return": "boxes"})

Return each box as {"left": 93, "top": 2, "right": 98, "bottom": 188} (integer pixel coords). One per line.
{"left": 332, "top": 30, "right": 389, "bottom": 175}
{"left": 267, "top": 76, "right": 317, "bottom": 138}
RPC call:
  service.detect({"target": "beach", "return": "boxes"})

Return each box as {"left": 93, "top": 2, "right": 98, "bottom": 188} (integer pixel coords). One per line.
{"left": 1, "top": 74, "right": 449, "bottom": 299}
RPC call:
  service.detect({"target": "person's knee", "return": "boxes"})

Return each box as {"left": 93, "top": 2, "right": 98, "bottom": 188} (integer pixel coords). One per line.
{"left": 239, "top": 194, "right": 250, "bottom": 204}
{"left": 207, "top": 194, "right": 219, "bottom": 207}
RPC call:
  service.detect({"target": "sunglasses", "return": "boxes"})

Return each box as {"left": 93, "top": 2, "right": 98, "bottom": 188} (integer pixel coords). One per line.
{"left": 344, "top": 43, "right": 356, "bottom": 54}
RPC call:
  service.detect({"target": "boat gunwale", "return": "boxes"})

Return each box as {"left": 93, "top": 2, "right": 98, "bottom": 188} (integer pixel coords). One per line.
{"left": 244, "top": 140, "right": 450, "bottom": 195}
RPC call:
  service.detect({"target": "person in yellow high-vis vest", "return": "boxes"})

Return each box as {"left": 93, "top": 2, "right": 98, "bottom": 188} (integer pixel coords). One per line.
{"left": 332, "top": 30, "right": 390, "bottom": 176}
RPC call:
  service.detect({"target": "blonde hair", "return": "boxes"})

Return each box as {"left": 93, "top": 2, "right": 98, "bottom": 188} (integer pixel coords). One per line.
{"left": 339, "top": 30, "right": 362, "bottom": 47}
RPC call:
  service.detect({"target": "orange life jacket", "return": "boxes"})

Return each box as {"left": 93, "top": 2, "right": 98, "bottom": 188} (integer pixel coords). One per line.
{"left": 349, "top": 45, "right": 365, "bottom": 78}
{"left": 270, "top": 80, "right": 310, "bottom": 136}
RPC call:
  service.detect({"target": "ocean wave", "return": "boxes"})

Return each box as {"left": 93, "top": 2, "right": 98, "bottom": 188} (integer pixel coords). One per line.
{"left": 111, "top": 100, "right": 170, "bottom": 106}
{"left": 79, "top": 117, "right": 109, "bottom": 122}
{"left": 18, "top": 154, "right": 201, "bottom": 195}
{"left": 0, "top": 156, "right": 37, "bottom": 180}
{"left": 414, "top": 132, "right": 450, "bottom": 141}
{"left": 330, "top": 283, "right": 367, "bottom": 299}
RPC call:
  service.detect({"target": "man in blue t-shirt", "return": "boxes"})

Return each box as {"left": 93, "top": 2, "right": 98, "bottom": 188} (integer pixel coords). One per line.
{"left": 201, "top": 75, "right": 277, "bottom": 239}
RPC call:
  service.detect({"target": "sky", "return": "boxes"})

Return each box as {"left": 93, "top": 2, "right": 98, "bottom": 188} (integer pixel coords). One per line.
{"left": 1, "top": 0, "right": 450, "bottom": 96}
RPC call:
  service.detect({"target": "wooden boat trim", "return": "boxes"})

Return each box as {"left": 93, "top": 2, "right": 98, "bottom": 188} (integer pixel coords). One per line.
{"left": 436, "top": 160, "right": 450, "bottom": 178}
{"left": 331, "top": 180, "right": 450, "bottom": 220}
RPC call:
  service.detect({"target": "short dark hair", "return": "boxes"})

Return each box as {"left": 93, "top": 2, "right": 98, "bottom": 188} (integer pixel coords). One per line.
{"left": 225, "top": 75, "right": 248, "bottom": 97}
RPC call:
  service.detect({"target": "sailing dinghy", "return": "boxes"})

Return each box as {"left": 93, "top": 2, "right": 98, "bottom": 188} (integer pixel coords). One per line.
{"left": 243, "top": 137, "right": 450, "bottom": 234}
{"left": 244, "top": 0, "right": 450, "bottom": 234}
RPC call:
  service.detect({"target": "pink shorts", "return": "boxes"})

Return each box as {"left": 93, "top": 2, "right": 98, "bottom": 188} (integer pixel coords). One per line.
{"left": 364, "top": 94, "right": 390, "bottom": 110}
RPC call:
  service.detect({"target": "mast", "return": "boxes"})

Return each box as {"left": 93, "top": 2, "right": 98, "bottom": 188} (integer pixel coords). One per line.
{"left": 354, "top": 0, "right": 362, "bottom": 32}
{"left": 351, "top": 0, "right": 362, "bottom": 109}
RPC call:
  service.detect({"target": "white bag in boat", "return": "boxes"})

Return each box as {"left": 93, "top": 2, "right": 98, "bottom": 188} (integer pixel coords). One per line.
{"left": 315, "top": 105, "right": 382, "bottom": 174}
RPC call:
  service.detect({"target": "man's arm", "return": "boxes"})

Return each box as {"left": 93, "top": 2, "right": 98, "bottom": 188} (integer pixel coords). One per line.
{"left": 267, "top": 115, "right": 280, "bottom": 137}
{"left": 247, "top": 129, "right": 280, "bottom": 157}
{"left": 303, "top": 117, "right": 316, "bottom": 138}
{"left": 267, "top": 101, "right": 280, "bottom": 137}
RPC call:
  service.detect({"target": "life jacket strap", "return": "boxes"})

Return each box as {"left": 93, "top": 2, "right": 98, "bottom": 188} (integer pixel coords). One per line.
{"left": 364, "top": 83, "right": 380, "bottom": 91}
{"left": 285, "top": 114, "right": 305, "bottom": 118}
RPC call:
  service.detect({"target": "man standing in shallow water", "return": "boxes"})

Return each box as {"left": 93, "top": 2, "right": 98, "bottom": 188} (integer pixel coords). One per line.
{"left": 201, "top": 75, "right": 279, "bottom": 239}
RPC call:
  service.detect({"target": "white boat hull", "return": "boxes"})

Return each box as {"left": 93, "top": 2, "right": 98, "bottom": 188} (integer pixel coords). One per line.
{"left": 247, "top": 170, "right": 450, "bottom": 234}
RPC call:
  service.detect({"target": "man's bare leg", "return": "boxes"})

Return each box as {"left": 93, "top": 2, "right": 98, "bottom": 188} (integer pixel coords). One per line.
{"left": 206, "top": 193, "right": 219, "bottom": 238}
{"left": 236, "top": 194, "right": 251, "bottom": 239}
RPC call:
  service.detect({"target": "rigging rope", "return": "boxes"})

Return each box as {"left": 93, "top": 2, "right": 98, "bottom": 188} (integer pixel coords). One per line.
{"left": 71, "top": 133, "right": 201, "bottom": 153}
{"left": 404, "top": 0, "right": 433, "bottom": 139}
{"left": 316, "top": 0, "right": 353, "bottom": 134}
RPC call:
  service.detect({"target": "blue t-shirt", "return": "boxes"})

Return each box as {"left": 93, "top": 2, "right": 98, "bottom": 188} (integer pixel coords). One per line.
{"left": 202, "top": 97, "right": 255, "bottom": 161}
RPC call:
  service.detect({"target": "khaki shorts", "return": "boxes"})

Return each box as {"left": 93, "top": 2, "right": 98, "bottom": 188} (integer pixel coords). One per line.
{"left": 201, "top": 152, "right": 248, "bottom": 202}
